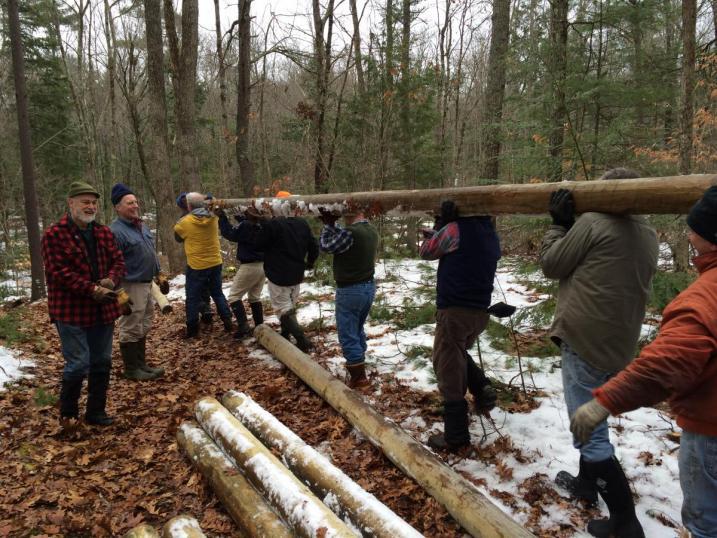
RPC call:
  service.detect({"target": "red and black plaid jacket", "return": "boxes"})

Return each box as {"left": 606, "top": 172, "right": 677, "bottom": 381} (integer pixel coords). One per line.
{"left": 41, "top": 214, "right": 126, "bottom": 327}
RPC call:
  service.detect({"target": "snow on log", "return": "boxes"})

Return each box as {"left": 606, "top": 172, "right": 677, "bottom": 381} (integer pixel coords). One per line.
{"left": 222, "top": 390, "right": 424, "bottom": 538}
{"left": 194, "top": 397, "right": 357, "bottom": 538}
{"left": 211, "top": 174, "right": 717, "bottom": 217}
{"left": 253, "top": 324, "right": 534, "bottom": 538}
{"left": 176, "top": 421, "right": 292, "bottom": 538}
{"left": 123, "top": 524, "right": 160, "bottom": 538}
{"left": 162, "top": 515, "right": 206, "bottom": 537}
{"left": 151, "top": 282, "right": 172, "bottom": 314}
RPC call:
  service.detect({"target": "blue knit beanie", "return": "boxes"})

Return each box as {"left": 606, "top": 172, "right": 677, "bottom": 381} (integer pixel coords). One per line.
{"left": 111, "top": 183, "right": 134, "bottom": 206}
{"left": 176, "top": 192, "right": 188, "bottom": 210}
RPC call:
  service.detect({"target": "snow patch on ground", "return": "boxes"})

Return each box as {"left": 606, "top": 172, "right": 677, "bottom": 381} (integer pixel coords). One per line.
{"left": 0, "top": 346, "right": 33, "bottom": 390}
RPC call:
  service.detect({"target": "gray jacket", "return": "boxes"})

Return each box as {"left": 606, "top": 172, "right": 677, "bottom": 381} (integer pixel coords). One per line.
{"left": 539, "top": 212, "right": 658, "bottom": 373}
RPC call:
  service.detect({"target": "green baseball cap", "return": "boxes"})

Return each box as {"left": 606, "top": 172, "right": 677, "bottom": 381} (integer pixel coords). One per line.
{"left": 67, "top": 181, "right": 100, "bottom": 198}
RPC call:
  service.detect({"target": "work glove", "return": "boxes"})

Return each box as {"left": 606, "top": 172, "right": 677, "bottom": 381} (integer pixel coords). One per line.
{"left": 116, "top": 288, "right": 134, "bottom": 316}
{"left": 98, "top": 278, "right": 115, "bottom": 290}
{"left": 474, "top": 383, "right": 498, "bottom": 416}
{"left": 91, "top": 285, "right": 118, "bottom": 305}
{"left": 213, "top": 206, "right": 226, "bottom": 218}
{"left": 487, "top": 302, "right": 517, "bottom": 318}
{"left": 440, "top": 200, "right": 459, "bottom": 225}
{"left": 420, "top": 227, "right": 435, "bottom": 239}
{"left": 549, "top": 189, "right": 575, "bottom": 229}
{"left": 318, "top": 209, "right": 339, "bottom": 227}
{"left": 245, "top": 205, "right": 264, "bottom": 223}
{"left": 155, "top": 273, "right": 170, "bottom": 295}
{"left": 570, "top": 398, "right": 610, "bottom": 444}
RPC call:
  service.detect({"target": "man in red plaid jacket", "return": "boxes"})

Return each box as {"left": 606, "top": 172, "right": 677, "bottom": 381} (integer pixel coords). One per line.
{"left": 41, "top": 181, "right": 125, "bottom": 428}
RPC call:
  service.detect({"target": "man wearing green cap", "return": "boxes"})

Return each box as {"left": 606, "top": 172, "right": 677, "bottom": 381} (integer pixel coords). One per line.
{"left": 41, "top": 181, "right": 126, "bottom": 429}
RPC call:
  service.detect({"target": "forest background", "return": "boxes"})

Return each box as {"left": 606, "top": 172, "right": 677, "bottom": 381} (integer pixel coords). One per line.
{"left": 1, "top": 0, "right": 717, "bottom": 299}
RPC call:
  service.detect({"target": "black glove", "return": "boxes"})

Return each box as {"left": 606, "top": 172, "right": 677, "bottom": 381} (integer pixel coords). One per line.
{"left": 549, "top": 189, "right": 575, "bottom": 229}
{"left": 319, "top": 209, "right": 339, "bottom": 227}
{"left": 155, "top": 273, "right": 170, "bottom": 295}
{"left": 245, "top": 206, "right": 264, "bottom": 223}
{"left": 214, "top": 206, "right": 226, "bottom": 218}
{"left": 440, "top": 200, "right": 459, "bottom": 225}
{"left": 487, "top": 302, "right": 516, "bottom": 318}
{"left": 474, "top": 383, "right": 497, "bottom": 416}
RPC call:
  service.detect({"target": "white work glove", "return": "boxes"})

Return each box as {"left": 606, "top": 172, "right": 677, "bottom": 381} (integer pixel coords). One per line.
{"left": 570, "top": 399, "right": 610, "bottom": 444}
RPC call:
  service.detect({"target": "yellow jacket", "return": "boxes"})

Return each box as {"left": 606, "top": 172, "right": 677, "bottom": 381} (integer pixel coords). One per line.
{"left": 174, "top": 211, "right": 222, "bottom": 270}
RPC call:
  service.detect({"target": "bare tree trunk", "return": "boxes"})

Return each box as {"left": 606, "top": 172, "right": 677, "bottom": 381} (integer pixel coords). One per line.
{"left": 164, "top": 0, "right": 201, "bottom": 191}
{"left": 349, "top": 0, "right": 365, "bottom": 94}
{"left": 479, "top": 0, "right": 510, "bottom": 182}
{"left": 104, "top": 0, "right": 118, "bottom": 183}
{"left": 378, "top": 0, "right": 395, "bottom": 190}
{"left": 311, "top": 0, "right": 335, "bottom": 193}
{"left": 214, "top": 0, "right": 237, "bottom": 191}
{"left": 236, "top": 0, "right": 255, "bottom": 196}
{"left": 7, "top": 0, "right": 46, "bottom": 300}
{"left": 590, "top": 0, "right": 606, "bottom": 177}
{"left": 144, "top": 0, "right": 184, "bottom": 273}
{"left": 548, "top": 0, "right": 568, "bottom": 181}
{"left": 679, "top": 0, "right": 696, "bottom": 174}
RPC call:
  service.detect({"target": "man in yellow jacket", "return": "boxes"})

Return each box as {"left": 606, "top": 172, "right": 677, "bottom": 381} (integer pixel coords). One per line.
{"left": 174, "top": 192, "right": 233, "bottom": 337}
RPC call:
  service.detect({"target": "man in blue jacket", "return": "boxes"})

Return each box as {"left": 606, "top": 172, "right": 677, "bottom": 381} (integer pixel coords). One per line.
{"left": 110, "top": 183, "right": 166, "bottom": 381}
{"left": 420, "top": 201, "right": 501, "bottom": 451}
{"left": 216, "top": 207, "right": 266, "bottom": 339}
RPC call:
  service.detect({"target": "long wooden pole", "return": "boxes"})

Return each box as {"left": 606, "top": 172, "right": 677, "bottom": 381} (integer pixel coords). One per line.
{"left": 253, "top": 325, "right": 534, "bottom": 538}
{"left": 211, "top": 174, "right": 717, "bottom": 217}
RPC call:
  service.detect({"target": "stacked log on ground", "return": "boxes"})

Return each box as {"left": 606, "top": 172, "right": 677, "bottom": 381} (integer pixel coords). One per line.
{"left": 212, "top": 174, "right": 717, "bottom": 217}
{"left": 151, "top": 282, "right": 172, "bottom": 314}
{"left": 124, "top": 516, "right": 206, "bottom": 538}
{"left": 124, "top": 524, "right": 160, "bottom": 538}
{"left": 176, "top": 422, "right": 292, "bottom": 537}
{"left": 253, "top": 324, "right": 534, "bottom": 538}
{"left": 194, "top": 397, "right": 356, "bottom": 537}
{"left": 222, "top": 390, "right": 424, "bottom": 538}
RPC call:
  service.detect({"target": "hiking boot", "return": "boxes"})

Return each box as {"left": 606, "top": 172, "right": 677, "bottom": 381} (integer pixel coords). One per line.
{"left": 346, "top": 362, "right": 370, "bottom": 389}
{"left": 85, "top": 412, "right": 114, "bottom": 426}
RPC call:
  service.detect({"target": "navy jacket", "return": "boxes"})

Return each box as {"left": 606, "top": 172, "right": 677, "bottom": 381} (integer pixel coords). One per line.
{"left": 218, "top": 214, "right": 264, "bottom": 263}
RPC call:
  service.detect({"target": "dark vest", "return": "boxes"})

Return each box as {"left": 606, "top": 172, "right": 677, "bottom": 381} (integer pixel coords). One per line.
{"left": 333, "top": 222, "right": 379, "bottom": 286}
{"left": 436, "top": 217, "right": 500, "bottom": 310}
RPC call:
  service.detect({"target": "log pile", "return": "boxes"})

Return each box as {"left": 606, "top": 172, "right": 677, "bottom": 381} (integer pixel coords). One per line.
{"left": 124, "top": 515, "right": 206, "bottom": 538}
{"left": 177, "top": 395, "right": 424, "bottom": 537}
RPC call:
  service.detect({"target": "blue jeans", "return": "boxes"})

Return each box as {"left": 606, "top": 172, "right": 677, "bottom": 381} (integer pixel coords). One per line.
{"left": 56, "top": 322, "right": 114, "bottom": 380}
{"left": 335, "top": 280, "right": 376, "bottom": 364}
{"left": 561, "top": 342, "right": 615, "bottom": 462}
{"left": 679, "top": 430, "right": 717, "bottom": 537}
{"left": 185, "top": 264, "right": 231, "bottom": 325}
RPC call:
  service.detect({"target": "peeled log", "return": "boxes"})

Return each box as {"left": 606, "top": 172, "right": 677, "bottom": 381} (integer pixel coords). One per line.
{"left": 194, "top": 397, "right": 356, "bottom": 538}
{"left": 254, "top": 324, "right": 533, "bottom": 538}
{"left": 151, "top": 282, "right": 172, "bottom": 314}
{"left": 123, "top": 524, "right": 160, "bottom": 538}
{"left": 162, "top": 515, "right": 206, "bottom": 537}
{"left": 176, "top": 422, "right": 292, "bottom": 538}
{"left": 212, "top": 174, "right": 717, "bottom": 217}
{"left": 222, "top": 390, "right": 423, "bottom": 538}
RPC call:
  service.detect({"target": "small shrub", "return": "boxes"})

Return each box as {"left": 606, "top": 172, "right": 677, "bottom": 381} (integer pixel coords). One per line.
{"left": 0, "top": 310, "right": 31, "bottom": 345}
{"left": 405, "top": 345, "right": 432, "bottom": 359}
{"left": 370, "top": 300, "right": 393, "bottom": 323}
{"left": 399, "top": 299, "right": 436, "bottom": 330}
{"left": 33, "top": 387, "right": 58, "bottom": 407}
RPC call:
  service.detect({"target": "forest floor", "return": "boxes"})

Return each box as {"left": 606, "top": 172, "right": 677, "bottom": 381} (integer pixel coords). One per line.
{"left": 0, "top": 257, "right": 686, "bottom": 537}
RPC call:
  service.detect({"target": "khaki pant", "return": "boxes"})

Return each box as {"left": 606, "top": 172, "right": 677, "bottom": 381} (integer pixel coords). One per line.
{"left": 432, "top": 307, "right": 489, "bottom": 402}
{"left": 117, "top": 281, "right": 154, "bottom": 344}
{"left": 227, "top": 261, "right": 265, "bottom": 304}
{"left": 267, "top": 281, "right": 300, "bottom": 317}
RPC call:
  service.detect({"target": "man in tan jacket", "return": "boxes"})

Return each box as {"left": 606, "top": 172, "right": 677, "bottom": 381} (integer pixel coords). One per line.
{"left": 540, "top": 168, "right": 658, "bottom": 538}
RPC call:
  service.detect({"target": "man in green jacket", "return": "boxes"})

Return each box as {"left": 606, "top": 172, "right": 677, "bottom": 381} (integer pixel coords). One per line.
{"left": 540, "top": 168, "right": 658, "bottom": 538}
{"left": 319, "top": 209, "right": 379, "bottom": 388}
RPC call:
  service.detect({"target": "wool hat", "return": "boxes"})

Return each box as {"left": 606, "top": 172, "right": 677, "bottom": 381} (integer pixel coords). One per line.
{"left": 111, "top": 183, "right": 134, "bottom": 206}
{"left": 67, "top": 181, "right": 100, "bottom": 198}
{"left": 176, "top": 192, "right": 188, "bottom": 210}
{"left": 687, "top": 186, "right": 717, "bottom": 245}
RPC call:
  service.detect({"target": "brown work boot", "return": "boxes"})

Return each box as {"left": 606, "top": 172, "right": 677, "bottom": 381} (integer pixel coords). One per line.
{"left": 346, "top": 362, "right": 370, "bottom": 389}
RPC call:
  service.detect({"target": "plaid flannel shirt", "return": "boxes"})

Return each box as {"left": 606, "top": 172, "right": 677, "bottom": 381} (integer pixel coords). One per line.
{"left": 419, "top": 221, "right": 460, "bottom": 260}
{"left": 319, "top": 223, "right": 356, "bottom": 254}
{"left": 42, "top": 214, "right": 126, "bottom": 326}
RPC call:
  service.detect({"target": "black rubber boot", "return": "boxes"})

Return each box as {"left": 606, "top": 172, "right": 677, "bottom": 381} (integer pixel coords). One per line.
{"left": 136, "top": 337, "right": 164, "bottom": 378}
{"left": 120, "top": 342, "right": 155, "bottom": 381}
{"left": 59, "top": 376, "right": 84, "bottom": 419}
{"left": 428, "top": 399, "right": 470, "bottom": 451}
{"left": 584, "top": 457, "right": 645, "bottom": 538}
{"left": 465, "top": 352, "right": 497, "bottom": 414}
{"left": 555, "top": 456, "right": 598, "bottom": 506}
{"left": 231, "top": 301, "right": 252, "bottom": 339}
{"left": 249, "top": 301, "right": 264, "bottom": 326}
{"left": 280, "top": 310, "right": 313, "bottom": 352}
{"left": 85, "top": 370, "right": 113, "bottom": 426}
{"left": 185, "top": 322, "right": 200, "bottom": 339}
{"left": 279, "top": 314, "right": 291, "bottom": 340}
